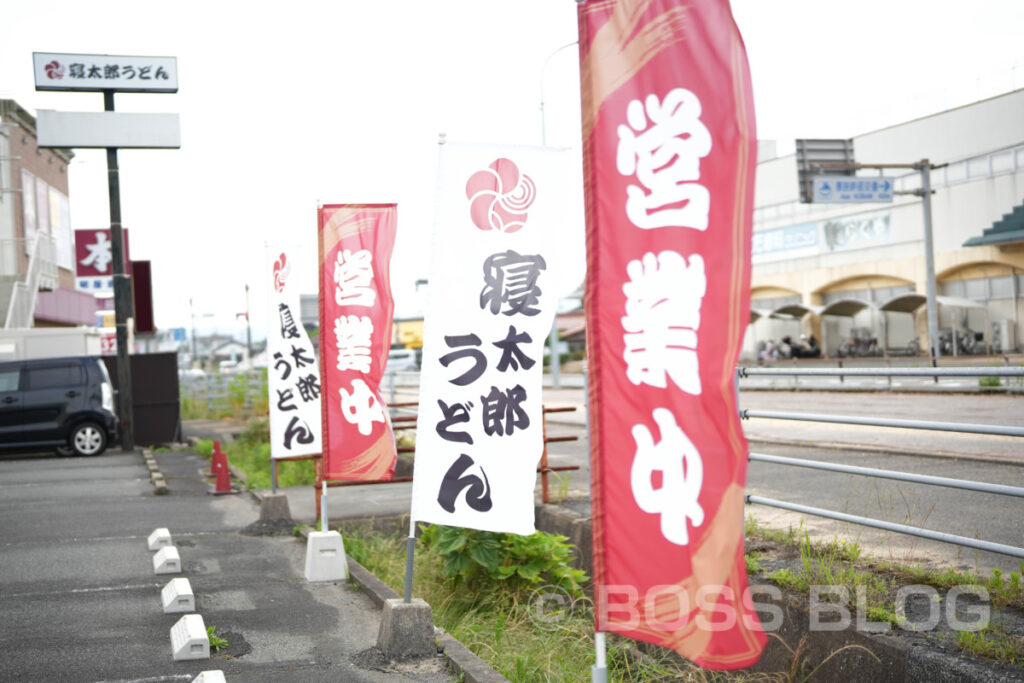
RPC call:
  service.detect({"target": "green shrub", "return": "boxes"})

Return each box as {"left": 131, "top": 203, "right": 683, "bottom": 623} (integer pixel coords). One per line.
{"left": 419, "top": 524, "right": 586, "bottom": 595}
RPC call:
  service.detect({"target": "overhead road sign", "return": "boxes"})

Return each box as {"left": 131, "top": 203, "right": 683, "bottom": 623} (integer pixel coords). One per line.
{"left": 813, "top": 176, "right": 894, "bottom": 203}
{"left": 36, "top": 111, "right": 181, "bottom": 149}
{"left": 33, "top": 52, "right": 178, "bottom": 93}
{"left": 796, "top": 138, "right": 855, "bottom": 203}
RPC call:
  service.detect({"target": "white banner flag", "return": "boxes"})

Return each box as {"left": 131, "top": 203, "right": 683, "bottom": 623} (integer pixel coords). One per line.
{"left": 268, "top": 250, "right": 323, "bottom": 459}
{"left": 411, "top": 143, "right": 578, "bottom": 535}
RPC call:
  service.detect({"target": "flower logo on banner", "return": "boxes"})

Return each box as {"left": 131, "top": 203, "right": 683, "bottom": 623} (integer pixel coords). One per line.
{"left": 466, "top": 158, "right": 536, "bottom": 233}
{"left": 45, "top": 61, "right": 64, "bottom": 79}
{"left": 273, "top": 253, "right": 290, "bottom": 293}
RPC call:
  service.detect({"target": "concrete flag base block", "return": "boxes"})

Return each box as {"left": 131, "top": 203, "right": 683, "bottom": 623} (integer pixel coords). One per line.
{"left": 161, "top": 577, "right": 195, "bottom": 613}
{"left": 259, "top": 493, "right": 292, "bottom": 521}
{"left": 192, "top": 671, "right": 226, "bottom": 682}
{"left": 377, "top": 598, "right": 436, "bottom": 658}
{"left": 147, "top": 527, "right": 172, "bottom": 550}
{"left": 304, "top": 530, "right": 348, "bottom": 582}
{"left": 153, "top": 546, "right": 181, "bottom": 574}
{"left": 170, "top": 614, "right": 209, "bottom": 661}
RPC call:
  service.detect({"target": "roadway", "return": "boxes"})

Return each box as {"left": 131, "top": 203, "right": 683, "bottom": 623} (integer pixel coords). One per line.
{"left": 534, "top": 386, "right": 1024, "bottom": 575}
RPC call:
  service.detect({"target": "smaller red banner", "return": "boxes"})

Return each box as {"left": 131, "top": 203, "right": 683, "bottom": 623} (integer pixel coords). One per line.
{"left": 318, "top": 204, "right": 398, "bottom": 480}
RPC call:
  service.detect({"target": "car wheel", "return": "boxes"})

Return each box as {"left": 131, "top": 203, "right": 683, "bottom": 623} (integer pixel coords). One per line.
{"left": 71, "top": 422, "right": 107, "bottom": 457}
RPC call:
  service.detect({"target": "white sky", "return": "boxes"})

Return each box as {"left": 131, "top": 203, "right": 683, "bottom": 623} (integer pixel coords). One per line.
{"left": 2, "top": 0, "right": 1022, "bottom": 340}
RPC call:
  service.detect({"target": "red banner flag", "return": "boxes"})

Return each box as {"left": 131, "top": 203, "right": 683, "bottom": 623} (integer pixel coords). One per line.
{"left": 318, "top": 204, "right": 398, "bottom": 480}
{"left": 579, "top": 0, "right": 765, "bottom": 669}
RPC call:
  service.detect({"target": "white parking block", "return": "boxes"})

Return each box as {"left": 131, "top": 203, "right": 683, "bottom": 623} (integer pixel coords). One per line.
{"left": 161, "top": 577, "right": 195, "bottom": 613}
{"left": 170, "top": 614, "right": 209, "bottom": 661}
{"left": 304, "top": 530, "right": 349, "bottom": 582}
{"left": 147, "top": 527, "right": 173, "bottom": 550}
{"left": 153, "top": 546, "right": 181, "bottom": 574}
{"left": 193, "top": 670, "right": 226, "bottom": 682}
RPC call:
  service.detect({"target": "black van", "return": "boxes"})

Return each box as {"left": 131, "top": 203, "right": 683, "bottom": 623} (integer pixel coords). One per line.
{"left": 0, "top": 356, "right": 118, "bottom": 456}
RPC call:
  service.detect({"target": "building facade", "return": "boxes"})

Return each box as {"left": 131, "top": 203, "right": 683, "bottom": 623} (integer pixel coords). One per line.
{"left": 0, "top": 99, "right": 96, "bottom": 329}
{"left": 747, "top": 89, "right": 1024, "bottom": 359}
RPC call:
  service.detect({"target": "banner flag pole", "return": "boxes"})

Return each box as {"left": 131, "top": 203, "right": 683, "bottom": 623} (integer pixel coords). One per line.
{"left": 321, "top": 480, "right": 328, "bottom": 532}
{"left": 403, "top": 517, "right": 415, "bottom": 603}
{"left": 591, "top": 631, "right": 607, "bottom": 682}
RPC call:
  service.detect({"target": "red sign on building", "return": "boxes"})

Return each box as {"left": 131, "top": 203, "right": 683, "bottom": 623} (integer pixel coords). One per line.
{"left": 74, "top": 229, "right": 130, "bottom": 278}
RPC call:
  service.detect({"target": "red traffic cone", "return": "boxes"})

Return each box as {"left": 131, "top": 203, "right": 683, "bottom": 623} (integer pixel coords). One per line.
{"left": 210, "top": 440, "right": 236, "bottom": 495}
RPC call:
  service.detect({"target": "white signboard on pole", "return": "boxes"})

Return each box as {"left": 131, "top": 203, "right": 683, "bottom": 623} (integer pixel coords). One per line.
{"left": 813, "top": 175, "right": 894, "bottom": 203}
{"left": 36, "top": 111, "right": 181, "bottom": 149}
{"left": 267, "top": 251, "right": 322, "bottom": 459}
{"left": 33, "top": 52, "right": 178, "bottom": 93}
{"left": 411, "top": 143, "right": 577, "bottom": 535}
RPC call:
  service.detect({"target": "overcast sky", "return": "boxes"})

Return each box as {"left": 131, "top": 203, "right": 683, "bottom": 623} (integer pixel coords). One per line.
{"left": 2, "top": 0, "right": 1021, "bottom": 340}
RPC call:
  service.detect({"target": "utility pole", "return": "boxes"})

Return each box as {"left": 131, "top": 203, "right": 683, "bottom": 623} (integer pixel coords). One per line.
{"left": 105, "top": 90, "right": 134, "bottom": 451}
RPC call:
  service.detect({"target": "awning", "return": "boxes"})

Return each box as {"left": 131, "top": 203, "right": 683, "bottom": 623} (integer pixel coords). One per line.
{"left": 879, "top": 293, "right": 988, "bottom": 313}
{"left": 769, "top": 303, "right": 822, "bottom": 319}
{"left": 963, "top": 200, "right": 1024, "bottom": 247}
{"left": 820, "top": 298, "right": 874, "bottom": 317}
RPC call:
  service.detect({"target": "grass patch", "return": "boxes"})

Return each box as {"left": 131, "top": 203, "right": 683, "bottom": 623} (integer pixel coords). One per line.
{"left": 345, "top": 528, "right": 698, "bottom": 682}
{"left": 955, "top": 621, "right": 1024, "bottom": 664}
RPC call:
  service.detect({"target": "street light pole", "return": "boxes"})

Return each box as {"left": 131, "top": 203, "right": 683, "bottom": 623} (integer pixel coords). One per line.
{"left": 190, "top": 297, "right": 198, "bottom": 365}
{"left": 244, "top": 283, "right": 253, "bottom": 368}
{"left": 539, "top": 40, "right": 577, "bottom": 391}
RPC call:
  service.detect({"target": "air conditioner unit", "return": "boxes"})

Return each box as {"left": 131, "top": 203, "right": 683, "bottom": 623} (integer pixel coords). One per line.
{"left": 991, "top": 320, "right": 1017, "bottom": 353}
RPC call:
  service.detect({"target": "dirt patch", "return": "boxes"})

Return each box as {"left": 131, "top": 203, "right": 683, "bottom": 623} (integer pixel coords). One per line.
{"left": 240, "top": 518, "right": 297, "bottom": 536}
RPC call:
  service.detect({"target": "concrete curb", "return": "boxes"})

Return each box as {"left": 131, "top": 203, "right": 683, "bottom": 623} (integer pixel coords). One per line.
{"left": 140, "top": 448, "right": 169, "bottom": 495}
{"left": 293, "top": 524, "right": 508, "bottom": 682}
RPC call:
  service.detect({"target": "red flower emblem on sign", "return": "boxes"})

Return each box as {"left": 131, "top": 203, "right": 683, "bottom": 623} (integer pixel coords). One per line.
{"left": 465, "top": 158, "right": 536, "bottom": 233}
{"left": 273, "top": 253, "right": 290, "bottom": 293}
{"left": 45, "top": 61, "right": 64, "bottom": 80}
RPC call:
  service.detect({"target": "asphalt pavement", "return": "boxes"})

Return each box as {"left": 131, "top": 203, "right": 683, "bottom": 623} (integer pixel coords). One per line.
{"left": 0, "top": 448, "right": 454, "bottom": 683}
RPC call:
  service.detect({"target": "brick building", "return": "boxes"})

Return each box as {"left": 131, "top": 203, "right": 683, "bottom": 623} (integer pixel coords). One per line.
{"left": 0, "top": 99, "right": 97, "bottom": 329}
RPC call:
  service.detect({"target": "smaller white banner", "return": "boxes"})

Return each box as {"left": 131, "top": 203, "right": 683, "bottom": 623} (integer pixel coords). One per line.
{"left": 268, "top": 251, "right": 322, "bottom": 459}
{"left": 37, "top": 111, "right": 181, "bottom": 149}
{"left": 33, "top": 52, "right": 178, "bottom": 92}
{"left": 411, "top": 143, "right": 577, "bottom": 535}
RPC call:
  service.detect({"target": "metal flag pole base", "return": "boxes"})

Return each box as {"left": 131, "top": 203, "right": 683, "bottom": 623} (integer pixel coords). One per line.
{"left": 591, "top": 631, "right": 608, "bottom": 683}
{"left": 403, "top": 517, "right": 416, "bottom": 603}
{"left": 321, "top": 481, "right": 328, "bottom": 531}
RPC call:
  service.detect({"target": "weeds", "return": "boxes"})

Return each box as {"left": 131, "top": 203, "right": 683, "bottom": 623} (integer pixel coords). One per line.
{"left": 345, "top": 529, "right": 696, "bottom": 682}
{"left": 206, "top": 625, "right": 229, "bottom": 652}
{"left": 955, "top": 621, "right": 1024, "bottom": 664}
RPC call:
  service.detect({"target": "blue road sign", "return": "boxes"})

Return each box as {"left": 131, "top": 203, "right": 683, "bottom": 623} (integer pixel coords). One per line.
{"left": 813, "top": 175, "right": 894, "bottom": 203}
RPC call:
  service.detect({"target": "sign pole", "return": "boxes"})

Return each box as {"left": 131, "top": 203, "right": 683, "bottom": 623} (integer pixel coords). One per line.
{"left": 104, "top": 90, "right": 135, "bottom": 451}
{"left": 917, "top": 159, "right": 941, "bottom": 359}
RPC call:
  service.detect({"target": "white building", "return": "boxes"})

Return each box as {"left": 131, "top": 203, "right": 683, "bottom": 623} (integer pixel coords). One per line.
{"left": 746, "top": 89, "right": 1024, "bottom": 359}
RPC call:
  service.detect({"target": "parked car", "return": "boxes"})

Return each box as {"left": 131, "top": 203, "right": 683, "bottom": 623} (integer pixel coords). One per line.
{"left": 0, "top": 356, "right": 118, "bottom": 456}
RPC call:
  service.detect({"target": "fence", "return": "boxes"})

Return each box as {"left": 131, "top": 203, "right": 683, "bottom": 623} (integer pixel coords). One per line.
{"left": 179, "top": 370, "right": 267, "bottom": 417}
{"left": 739, "top": 365, "right": 1024, "bottom": 560}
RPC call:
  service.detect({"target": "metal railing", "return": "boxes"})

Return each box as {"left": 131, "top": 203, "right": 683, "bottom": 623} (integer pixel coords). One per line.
{"left": 738, "top": 359, "right": 1024, "bottom": 392}
{"left": 3, "top": 234, "right": 58, "bottom": 329}
{"left": 180, "top": 370, "right": 267, "bottom": 415}
{"left": 740, "top": 365, "right": 1024, "bottom": 560}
